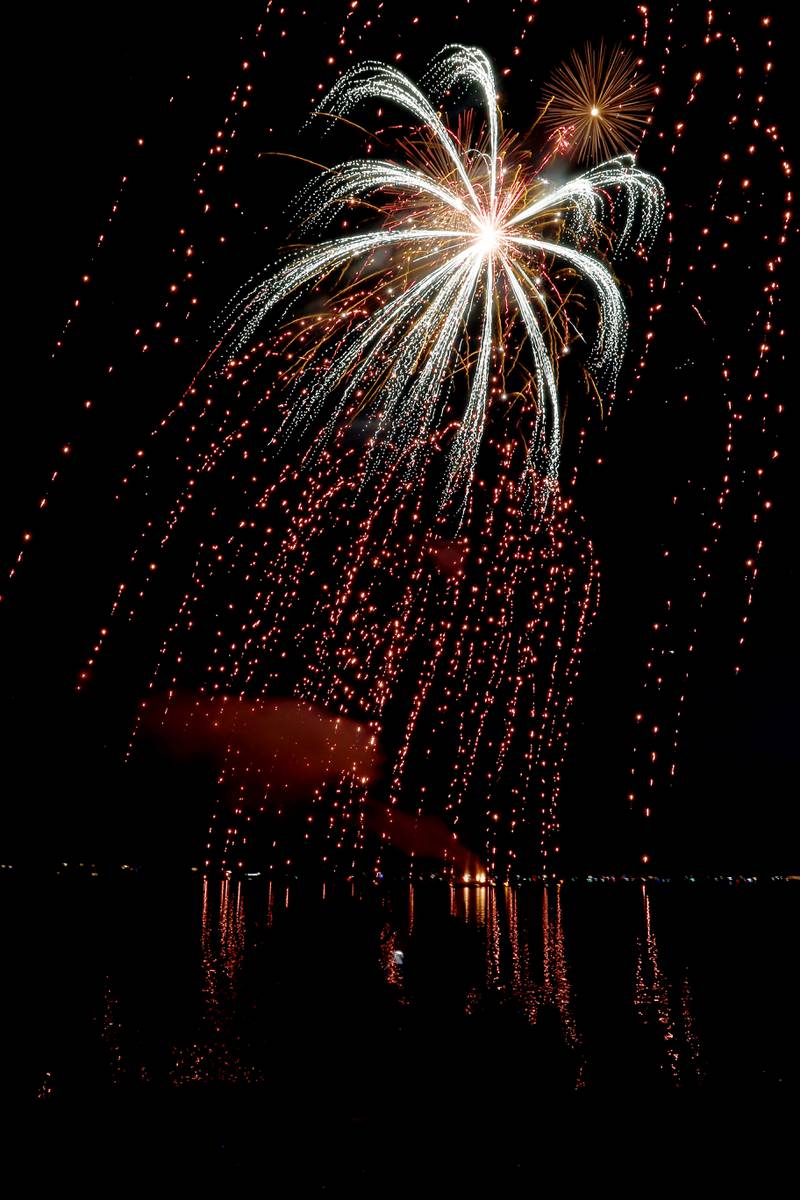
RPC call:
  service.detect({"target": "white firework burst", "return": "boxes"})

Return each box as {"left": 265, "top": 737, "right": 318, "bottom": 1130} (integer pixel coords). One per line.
{"left": 219, "top": 45, "right": 664, "bottom": 516}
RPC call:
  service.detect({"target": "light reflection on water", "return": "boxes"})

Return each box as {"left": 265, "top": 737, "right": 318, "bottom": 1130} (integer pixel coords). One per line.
{"left": 172, "top": 876, "right": 260, "bottom": 1084}
{"left": 451, "top": 884, "right": 580, "bottom": 1048}
{"left": 634, "top": 882, "right": 701, "bottom": 1086}
{"left": 11, "top": 876, "right": 796, "bottom": 1098}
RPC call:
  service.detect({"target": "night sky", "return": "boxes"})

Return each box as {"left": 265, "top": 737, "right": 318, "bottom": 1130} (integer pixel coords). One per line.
{"left": 3, "top": 0, "right": 797, "bottom": 874}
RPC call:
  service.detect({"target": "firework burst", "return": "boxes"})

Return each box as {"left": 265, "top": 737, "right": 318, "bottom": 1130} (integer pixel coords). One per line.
{"left": 542, "top": 42, "right": 654, "bottom": 163}
{"left": 220, "top": 45, "right": 663, "bottom": 519}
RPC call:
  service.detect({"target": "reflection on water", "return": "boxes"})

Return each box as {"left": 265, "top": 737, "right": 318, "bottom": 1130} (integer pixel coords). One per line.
{"left": 379, "top": 923, "right": 406, "bottom": 997}
{"left": 634, "top": 883, "right": 702, "bottom": 1086}
{"left": 172, "top": 877, "right": 260, "bottom": 1084}
{"left": 101, "top": 979, "right": 125, "bottom": 1084}
{"left": 7, "top": 876, "right": 796, "bottom": 1099}
{"left": 452, "top": 884, "right": 581, "bottom": 1079}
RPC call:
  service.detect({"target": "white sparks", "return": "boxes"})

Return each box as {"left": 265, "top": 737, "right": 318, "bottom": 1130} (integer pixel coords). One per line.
{"left": 219, "top": 45, "right": 665, "bottom": 517}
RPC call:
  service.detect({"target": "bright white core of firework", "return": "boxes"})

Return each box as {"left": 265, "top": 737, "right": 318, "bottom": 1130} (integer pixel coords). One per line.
{"left": 475, "top": 219, "right": 502, "bottom": 256}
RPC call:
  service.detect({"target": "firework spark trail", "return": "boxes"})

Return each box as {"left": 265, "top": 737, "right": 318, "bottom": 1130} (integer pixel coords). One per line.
{"left": 122, "top": 373, "right": 596, "bottom": 874}
{"left": 622, "top": 9, "right": 790, "bottom": 858}
{"left": 188, "top": 414, "right": 590, "bottom": 872}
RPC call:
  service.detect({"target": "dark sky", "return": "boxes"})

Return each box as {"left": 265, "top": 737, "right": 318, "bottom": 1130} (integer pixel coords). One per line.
{"left": 3, "top": 1, "right": 797, "bottom": 872}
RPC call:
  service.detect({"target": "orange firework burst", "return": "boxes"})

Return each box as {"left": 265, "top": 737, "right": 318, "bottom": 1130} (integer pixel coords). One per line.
{"left": 542, "top": 43, "right": 653, "bottom": 163}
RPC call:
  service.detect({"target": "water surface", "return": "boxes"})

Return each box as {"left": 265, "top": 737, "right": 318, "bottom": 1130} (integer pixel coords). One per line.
{"left": 7, "top": 873, "right": 796, "bottom": 1108}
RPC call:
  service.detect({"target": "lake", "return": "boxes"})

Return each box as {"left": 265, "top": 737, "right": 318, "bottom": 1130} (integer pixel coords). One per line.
{"left": 6, "top": 872, "right": 797, "bottom": 1174}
